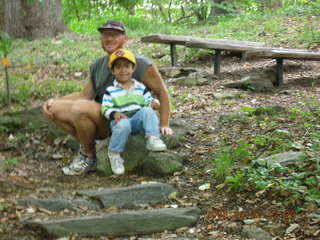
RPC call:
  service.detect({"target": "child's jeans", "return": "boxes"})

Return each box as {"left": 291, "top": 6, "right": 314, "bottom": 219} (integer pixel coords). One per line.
{"left": 108, "top": 107, "right": 160, "bottom": 153}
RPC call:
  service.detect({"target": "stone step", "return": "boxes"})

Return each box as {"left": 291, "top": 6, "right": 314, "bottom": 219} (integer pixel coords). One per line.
{"left": 77, "top": 182, "right": 176, "bottom": 208}
{"left": 25, "top": 207, "right": 201, "bottom": 238}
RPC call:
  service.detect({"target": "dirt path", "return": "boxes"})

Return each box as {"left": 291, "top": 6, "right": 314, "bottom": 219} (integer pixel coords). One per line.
{"left": 0, "top": 56, "right": 319, "bottom": 239}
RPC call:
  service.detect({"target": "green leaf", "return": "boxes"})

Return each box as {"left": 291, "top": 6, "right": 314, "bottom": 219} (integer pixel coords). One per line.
{"left": 0, "top": 32, "right": 13, "bottom": 56}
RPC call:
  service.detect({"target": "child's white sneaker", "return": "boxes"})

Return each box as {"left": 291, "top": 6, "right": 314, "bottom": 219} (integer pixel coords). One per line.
{"left": 146, "top": 136, "right": 167, "bottom": 151}
{"left": 107, "top": 151, "right": 125, "bottom": 175}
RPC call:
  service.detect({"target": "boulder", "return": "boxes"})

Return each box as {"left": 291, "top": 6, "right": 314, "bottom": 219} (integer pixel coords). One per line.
{"left": 77, "top": 182, "right": 176, "bottom": 208}
{"left": 256, "top": 151, "right": 307, "bottom": 167}
{"left": 96, "top": 119, "right": 193, "bottom": 176}
{"left": 223, "top": 72, "right": 276, "bottom": 93}
{"left": 170, "top": 72, "right": 210, "bottom": 87}
{"left": 25, "top": 207, "right": 201, "bottom": 238}
{"left": 17, "top": 198, "right": 100, "bottom": 211}
{"left": 242, "top": 226, "right": 272, "bottom": 240}
{"left": 213, "top": 90, "right": 242, "bottom": 100}
{"left": 0, "top": 156, "right": 5, "bottom": 174}
{"left": 159, "top": 67, "right": 197, "bottom": 78}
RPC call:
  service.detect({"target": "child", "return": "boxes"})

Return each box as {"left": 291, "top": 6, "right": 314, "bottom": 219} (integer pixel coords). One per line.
{"left": 101, "top": 49, "right": 167, "bottom": 175}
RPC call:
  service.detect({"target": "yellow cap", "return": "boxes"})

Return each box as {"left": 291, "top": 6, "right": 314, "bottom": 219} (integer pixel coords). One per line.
{"left": 108, "top": 49, "right": 136, "bottom": 69}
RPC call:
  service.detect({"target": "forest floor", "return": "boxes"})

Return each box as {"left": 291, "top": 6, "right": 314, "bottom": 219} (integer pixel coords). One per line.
{"left": 0, "top": 37, "right": 320, "bottom": 240}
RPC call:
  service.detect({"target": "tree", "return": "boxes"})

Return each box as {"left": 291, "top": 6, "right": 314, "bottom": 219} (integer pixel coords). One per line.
{"left": 0, "top": 0, "right": 68, "bottom": 39}
{"left": 210, "top": 0, "right": 232, "bottom": 17}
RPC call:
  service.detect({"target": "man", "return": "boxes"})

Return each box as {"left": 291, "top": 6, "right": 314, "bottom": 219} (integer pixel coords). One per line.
{"left": 42, "top": 20, "right": 173, "bottom": 175}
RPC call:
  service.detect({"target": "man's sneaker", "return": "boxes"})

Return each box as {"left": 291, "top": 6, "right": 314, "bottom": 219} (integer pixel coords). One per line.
{"left": 146, "top": 136, "right": 167, "bottom": 151}
{"left": 108, "top": 151, "right": 125, "bottom": 175}
{"left": 62, "top": 152, "right": 97, "bottom": 176}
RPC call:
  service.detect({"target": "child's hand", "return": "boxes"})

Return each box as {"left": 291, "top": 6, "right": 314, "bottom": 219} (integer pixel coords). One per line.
{"left": 150, "top": 99, "right": 160, "bottom": 110}
{"left": 114, "top": 112, "right": 128, "bottom": 123}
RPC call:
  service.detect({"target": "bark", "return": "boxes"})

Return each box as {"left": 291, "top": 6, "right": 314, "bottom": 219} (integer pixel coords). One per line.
{"left": 210, "top": 0, "right": 230, "bottom": 17}
{"left": 0, "top": 0, "right": 68, "bottom": 39}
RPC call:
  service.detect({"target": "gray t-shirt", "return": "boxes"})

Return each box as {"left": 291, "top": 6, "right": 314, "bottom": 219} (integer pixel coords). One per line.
{"left": 90, "top": 55, "right": 152, "bottom": 103}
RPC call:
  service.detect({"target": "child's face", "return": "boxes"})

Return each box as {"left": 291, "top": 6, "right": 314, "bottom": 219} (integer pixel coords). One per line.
{"left": 112, "top": 58, "right": 135, "bottom": 84}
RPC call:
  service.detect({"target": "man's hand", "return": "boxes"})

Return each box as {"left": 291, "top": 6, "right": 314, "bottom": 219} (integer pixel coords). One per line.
{"left": 42, "top": 98, "right": 55, "bottom": 119}
{"left": 114, "top": 112, "right": 128, "bottom": 123}
{"left": 160, "top": 126, "right": 173, "bottom": 136}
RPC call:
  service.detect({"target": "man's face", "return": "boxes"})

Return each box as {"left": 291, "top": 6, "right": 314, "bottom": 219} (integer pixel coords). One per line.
{"left": 100, "top": 29, "right": 128, "bottom": 54}
{"left": 112, "top": 58, "right": 135, "bottom": 84}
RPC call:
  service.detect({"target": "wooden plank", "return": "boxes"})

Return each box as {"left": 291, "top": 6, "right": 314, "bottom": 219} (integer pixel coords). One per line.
{"left": 186, "top": 40, "right": 268, "bottom": 52}
{"left": 246, "top": 48, "right": 320, "bottom": 61}
{"left": 141, "top": 34, "right": 193, "bottom": 45}
{"left": 141, "top": 34, "right": 266, "bottom": 48}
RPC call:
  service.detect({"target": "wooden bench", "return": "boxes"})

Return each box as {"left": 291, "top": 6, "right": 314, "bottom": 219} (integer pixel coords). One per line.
{"left": 245, "top": 48, "right": 320, "bottom": 86}
{"left": 141, "top": 34, "right": 320, "bottom": 86}
{"left": 185, "top": 39, "right": 267, "bottom": 74}
{"left": 141, "top": 34, "right": 204, "bottom": 66}
{"left": 141, "top": 34, "right": 266, "bottom": 70}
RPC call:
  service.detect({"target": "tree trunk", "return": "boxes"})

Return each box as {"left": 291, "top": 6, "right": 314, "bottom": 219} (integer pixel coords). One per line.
{"left": 261, "top": 0, "right": 283, "bottom": 10}
{"left": 210, "top": 0, "right": 230, "bottom": 17}
{"left": 0, "top": 0, "right": 68, "bottom": 39}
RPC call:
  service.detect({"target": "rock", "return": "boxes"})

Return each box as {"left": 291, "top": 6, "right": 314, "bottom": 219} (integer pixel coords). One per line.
{"left": 213, "top": 91, "right": 242, "bottom": 100}
{"left": 256, "top": 151, "right": 307, "bottom": 167}
{"left": 242, "top": 226, "right": 272, "bottom": 240}
{"left": 1, "top": 106, "right": 79, "bottom": 151}
{"left": 307, "top": 213, "right": 320, "bottom": 220}
{"left": 159, "top": 67, "right": 197, "bottom": 78}
{"left": 223, "top": 72, "right": 276, "bottom": 93}
{"left": 285, "top": 223, "right": 299, "bottom": 235}
{"left": 25, "top": 207, "right": 201, "bottom": 238}
{"left": 264, "top": 223, "right": 285, "bottom": 236}
{"left": 170, "top": 72, "right": 210, "bottom": 87}
{"left": 96, "top": 119, "right": 191, "bottom": 176}
{"left": 77, "top": 183, "right": 176, "bottom": 208}
{"left": 0, "top": 156, "right": 5, "bottom": 174}
{"left": 17, "top": 198, "right": 100, "bottom": 211}
{"left": 252, "top": 105, "right": 286, "bottom": 116}
{"left": 143, "top": 152, "right": 184, "bottom": 176}
{"left": 218, "top": 113, "right": 248, "bottom": 124}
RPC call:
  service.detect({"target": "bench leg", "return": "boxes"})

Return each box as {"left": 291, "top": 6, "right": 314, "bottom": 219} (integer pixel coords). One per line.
{"left": 170, "top": 43, "right": 177, "bottom": 67}
{"left": 213, "top": 50, "right": 221, "bottom": 74}
{"left": 276, "top": 58, "right": 284, "bottom": 87}
{"left": 240, "top": 52, "right": 246, "bottom": 62}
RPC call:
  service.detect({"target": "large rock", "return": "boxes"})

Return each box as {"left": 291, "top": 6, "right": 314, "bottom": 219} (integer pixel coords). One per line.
{"left": 25, "top": 207, "right": 201, "bottom": 238}
{"left": 143, "top": 152, "right": 184, "bottom": 176}
{"left": 17, "top": 198, "right": 100, "bottom": 211}
{"left": 0, "top": 156, "right": 5, "bottom": 174}
{"left": 170, "top": 72, "right": 210, "bottom": 87}
{"left": 159, "top": 67, "right": 197, "bottom": 78}
{"left": 77, "top": 183, "right": 176, "bottom": 208}
{"left": 256, "top": 151, "right": 307, "bottom": 167}
{"left": 242, "top": 226, "right": 272, "bottom": 240}
{"left": 223, "top": 72, "right": 276, "bottom": 93}
{"left": 96, "top": 119, "right": 193, "bottom": 176}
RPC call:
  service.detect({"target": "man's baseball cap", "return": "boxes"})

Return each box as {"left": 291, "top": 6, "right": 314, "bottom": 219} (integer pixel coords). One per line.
{"left": 98, "top": 20, "right": 126, "bottom": 33}
{"left": 108, "top": 49, "right": 136, "bottom": 69}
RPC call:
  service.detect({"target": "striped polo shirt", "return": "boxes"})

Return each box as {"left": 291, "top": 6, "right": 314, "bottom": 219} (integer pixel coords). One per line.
{"left": 101, "top": 79, "right": 153, "bottom": 119}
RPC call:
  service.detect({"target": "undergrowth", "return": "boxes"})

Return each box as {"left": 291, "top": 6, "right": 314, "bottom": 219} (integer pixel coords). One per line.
{"left": 211, "top": 103, "right": 320, "bottom": 209}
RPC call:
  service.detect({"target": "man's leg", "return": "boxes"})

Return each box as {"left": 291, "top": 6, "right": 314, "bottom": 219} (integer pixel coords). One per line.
{"left": 49, "top": 99, "right": 110, "bottom": 156}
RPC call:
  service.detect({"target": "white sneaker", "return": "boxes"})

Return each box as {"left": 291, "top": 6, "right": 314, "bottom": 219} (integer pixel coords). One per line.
{"left": 146, "top": 136, "right": 167, "bottom": 152}
{"left": 107, "top": 151, "right": 125, "bottom": 175}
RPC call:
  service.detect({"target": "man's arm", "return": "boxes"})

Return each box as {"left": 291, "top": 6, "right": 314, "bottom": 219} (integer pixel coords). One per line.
{"left": 142, "top": 64, "right": 173, "bottom": 135}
